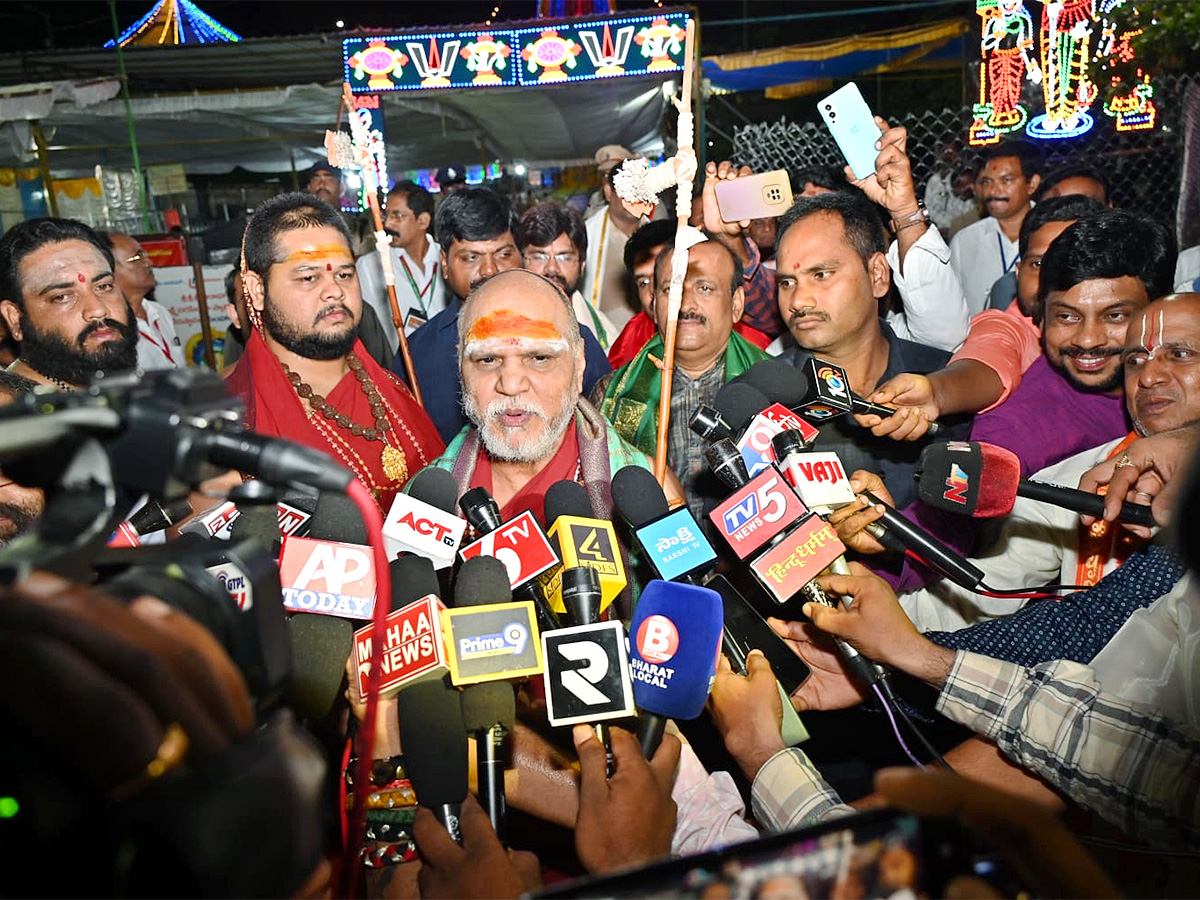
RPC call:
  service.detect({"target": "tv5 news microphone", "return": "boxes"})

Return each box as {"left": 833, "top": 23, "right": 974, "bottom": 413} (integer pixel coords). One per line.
{"left": 538, "top": 480, "right": 627, "bottom": 618}
{"left": 396, "top": 676, "right": 469, "bottom": 843}
{"left": 916, "top": 440, "right": 1156, "bottom": 528}
{"left": 794, "top": 357, "right": 942, "bottom": 436}
{"left": 628, "top": 579, "right": 723, "bottom": 757}
{"left": 611, "top": 465, "right": 717, "bottom": 583}
{"left": 382, "top": 467, "right": 466, "bottom": 568}
{"left": 458, "top": 486, "right": 561, "bottom": 633}
{"left": 447, "top": 556, "right": 530, "bottom": 840}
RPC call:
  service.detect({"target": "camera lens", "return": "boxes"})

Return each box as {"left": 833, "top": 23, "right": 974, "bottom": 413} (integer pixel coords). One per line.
{"left": 825, "top": 104, "right": 832, "bottom": 111}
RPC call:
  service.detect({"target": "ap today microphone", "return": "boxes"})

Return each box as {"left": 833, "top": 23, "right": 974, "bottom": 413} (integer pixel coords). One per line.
{"left": 628, "top": 579, "right": 723, "bottom": 757}
{"left": 917, "top": 440, "right": 1157, "bottom": 528}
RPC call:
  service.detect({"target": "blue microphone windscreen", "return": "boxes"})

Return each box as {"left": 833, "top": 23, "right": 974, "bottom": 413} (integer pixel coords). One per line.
{"left": 628, "top": 579, "right": 722, "bottom": 720}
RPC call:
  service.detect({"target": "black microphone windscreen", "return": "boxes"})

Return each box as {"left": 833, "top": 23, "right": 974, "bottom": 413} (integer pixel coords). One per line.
{"left": 544, "top": 479, "right": 591, "bottom": 526}
{"left": 713, "top": 383, "right": 770, "bottom": 431}
{"left": 286, "top": 614, "right": 353, "bottom": 719}
{"left": 742, "top": 358, "right": 809, "bottom": 408}
{"left": 390, "top": 555, "right": 440, "bottom": 609}
{"left": 308, "top": 491, "right": 368, "bottom": 544}
{"left": 453, "top": 555, "right": 512, "bottom": 607}
{"left": 228, "top": 504, "right": 281, "bottom": 551}
{"left": 128, "top": 498, "right": 193, "bottom": 534}
{"left": 460, "top": 487, "right": 502, "bottom": 533}
{"left": 611, "top": 465, "right": 669, "bottom": 527}
{"left": 406, "top": 466, "right": 460, "bottom": 514}
{"left": 396, "top": 678, "right": 468, "bottom": 807}
{"left": 460, "top": 681, "right": 516, "bottom": 733}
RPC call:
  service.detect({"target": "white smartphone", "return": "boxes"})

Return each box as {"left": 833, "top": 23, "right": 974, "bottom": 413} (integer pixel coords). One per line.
{"left": 817, "top": 82, "right": 881, "bottom": 181}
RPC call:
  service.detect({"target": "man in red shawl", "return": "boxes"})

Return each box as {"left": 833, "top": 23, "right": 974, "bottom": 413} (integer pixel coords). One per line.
{"left": 226, "top": 193, "right": 442, "bottom": 509}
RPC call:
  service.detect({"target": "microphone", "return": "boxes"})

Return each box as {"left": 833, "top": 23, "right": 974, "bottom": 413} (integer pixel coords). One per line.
{"left": 795, "top": 358, "right": 942, "bottom": 436}
{"left": 350, "top": 555, "right": 448, "bottom": 698}
{"left": 108, "top": 498, "right": 193, "bottom": 547}
{"left": 628, "top": 579, "right": 723, "bottom": 757}
{"left": 541, "top": 614, "right": 636, "bottom": 728}
{"left": 229, "top": 503, "right": 283, "bottom": 555}
{"left": 382, "top": 468, "right": 467, "bottom": 567}
{"left": 539, "top": 480, "right": 628, "bottom": 617}
{"left": 738, "top": 358, "right": 809, "bottom": 407}
{"left": 457, "top": 486, "right": 561, "bottom": 632}
{"left": 396, "top": 677, "right": 469, "bottom": 843}
{"left": 737, "top": 403, "right": 820, "bottom": 478}
{"left": 449, "top": 556, "right": 529, "bottom": 841}
{"left": 279, "top": 533, "right": 378, "bottom": 620}
{"left": 705, "top": 439, "right": 750, "bottom": 490}
{"left": 610, "top": 465, "right": 717, "bottom": 583}
{"left": 917, "top": 440, "right": 1156, "bottom": 528}
{"left": 201, "top": 429, "right": 354, "bottom": 492}
{"left": 308, "top": 491, "right": 368, "bottom": 543}
{"left": 861, "top": 489, "right": 985, "bottom": 589}
{"left": 709, "top": 463, "right": 809, "bottom": 560}
{"left": 689, "top": 382, "right": 769, "bottom": 441}
{"left": 771, "top": 443, "right": 858, "bottom": 511}
{"left": 285, "top": 614, "right": 354, "bottom": 719}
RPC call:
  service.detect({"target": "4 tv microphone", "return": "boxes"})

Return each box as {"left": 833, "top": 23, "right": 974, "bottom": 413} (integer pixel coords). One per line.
{"left": 540, "top": 480, "right": 627, "bottom": 618}
{"left": 916, "top": 440, "right": 1157, "bottom": 528}
{"left": 628, "top": 579, "right": 723, "bottom": 757}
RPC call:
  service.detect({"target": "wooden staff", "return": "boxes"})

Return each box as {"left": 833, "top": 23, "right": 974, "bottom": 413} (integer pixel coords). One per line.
{"left": 338, "top": 83, "right": 424, "bottom": 406}
{"left": 654, "top": 19, "right": 697, "bottom": 483}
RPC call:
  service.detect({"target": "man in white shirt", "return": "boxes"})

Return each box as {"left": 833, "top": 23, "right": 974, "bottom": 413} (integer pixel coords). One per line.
{"left": 355, "top": 181, "right": 448, "bottom": 357}
{"left": 949, "top": 141, "right": 1041, "bottom": 315}
{"left": 99, "top": 231, "right": 183, "bottom": 370}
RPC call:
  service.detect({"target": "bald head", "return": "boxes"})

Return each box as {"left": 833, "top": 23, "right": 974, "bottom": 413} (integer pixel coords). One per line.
{"left": 1124, "top": 292, "right": 1200, "bottom": 436}
{"left": 457, "top": 268, "right": 581, "bottom": 355}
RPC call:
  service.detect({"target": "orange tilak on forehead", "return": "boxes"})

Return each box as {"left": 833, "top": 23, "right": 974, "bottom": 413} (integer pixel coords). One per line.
{"left": 466, "top": 309, "right": 563, "bottom": 344}
{"left": 282, "top": 244, "right": 353, "bottom": 265}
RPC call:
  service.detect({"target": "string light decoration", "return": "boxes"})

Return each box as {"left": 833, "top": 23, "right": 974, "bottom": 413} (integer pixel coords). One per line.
{"left": 104, "top": 0, "right": 241, "bottom": 47}
{"left": 969, "top": 0, "right": 1157, "bottom": 145}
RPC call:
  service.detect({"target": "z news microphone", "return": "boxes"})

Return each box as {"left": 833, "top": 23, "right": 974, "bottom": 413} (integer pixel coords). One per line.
{"left": 611, "top": 465, "right": 716, "bottom": 583}
{"left": 382, "top": 467, "right": 466, "bottom": 568}
{"left": 795, "top": 358, "right": 942, "bottom": 436}
{"left": 396, "top": 677, "right": 469, "bottom": 843}
{"left": 917, "top": 440, "right": 1156, "bottom": 528}
{"left": 628, "top": 579, "right": 723, "bottom": 757}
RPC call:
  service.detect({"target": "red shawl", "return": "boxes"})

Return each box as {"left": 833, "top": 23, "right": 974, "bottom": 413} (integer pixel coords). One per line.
{"left": 225, "top": 330, "right": 443, "bottom": 509}
{"left": 469, "top": 425, "right": 580, "bottom": 526}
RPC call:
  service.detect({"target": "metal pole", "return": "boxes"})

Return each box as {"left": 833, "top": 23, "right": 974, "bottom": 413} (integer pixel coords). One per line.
{"left": 108, "top": 0, "right": 151, "bottom": 233}
{"left": 31, "top": 123, "right": 59, "bottom": 217}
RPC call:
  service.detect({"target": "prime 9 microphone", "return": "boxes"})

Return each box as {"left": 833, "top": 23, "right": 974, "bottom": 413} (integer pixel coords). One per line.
{"left": 396, "top": 677, "right": 470, "bottom": 843}
{"left": 628, "top": 579, "right": 723, "bottom": 757}
{"left": 916, "top": 440, "right": 1156, "bottom": 528}
{"left": 382, "top": 467, "right": 466, "bottom": 568}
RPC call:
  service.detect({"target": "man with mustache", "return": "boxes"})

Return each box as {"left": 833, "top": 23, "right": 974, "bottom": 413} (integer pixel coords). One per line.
{"left": 517, "top": 201, "right": 616, "bottom": 351}
{"left": 949, "top": 141, "right": 1042, "bottom": 314}
{"left": 355, "top": 181, "right": 449, "bottom": 356}
{"left": 601, "top": 236, "right": 767, "bottom": 521}
{"left": 0, "top": 217, "right": 139, "bottom": 392}
{"left": 775, "top": 191, "right": 959, "bottom": 509}
{"left": 400, "top": 187, "right": 611, "bottom": 443}
{"left": 225, "top": 193, "right": 442, "bottom": 510}
{"left": 423, "top": 269, "right": 680, "bottom": 592}
{"left": 99, "top": 231, "right": 184, "bottom": 371}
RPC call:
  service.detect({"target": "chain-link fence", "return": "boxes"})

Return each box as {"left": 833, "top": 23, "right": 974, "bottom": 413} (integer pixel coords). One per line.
{"left": 732, "top": 73, "right": 1197, "bottom": 240}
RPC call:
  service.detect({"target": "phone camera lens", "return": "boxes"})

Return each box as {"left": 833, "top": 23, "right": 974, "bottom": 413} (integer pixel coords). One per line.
{"left": 824, "top": 104, "right": 833, "bottom": 111}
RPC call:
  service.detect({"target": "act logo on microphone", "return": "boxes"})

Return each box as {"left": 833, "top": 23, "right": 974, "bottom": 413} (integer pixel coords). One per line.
{"left": 943, "top": 463, "right": 969, "bottom": 505}
{"left": 279, "top": 535, "right": 377, "bottom": 619}
{"left": 353, "top": 595, "right": 449, "bottom": 697}
{"left": 749, "top": 514, "right": 846, "bottom": 604}
{"left": 458, "top": 510, "right": 559, "bottom": 588}
{"left": 383, "top": 493, "right": 466, "bottom": 568}
{"left": 443, "top": 601, "right": 544, "bottom": 685}
{"left": 542, "top": 621, "right": 636, "bottom": 726}
{"left": 711, "top": 467, "right": 807, "bottom": 558}
{"left": 634, "top": 507, "right": 717, "bottom": 581}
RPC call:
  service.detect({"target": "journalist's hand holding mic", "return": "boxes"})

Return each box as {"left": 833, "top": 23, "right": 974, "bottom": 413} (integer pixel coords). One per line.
{"left": 824, "top": 470, "right": 895, "bottom": 555}
{"left": 572, "top": 724, "right": 680, "bottom": 875}
{"left": 709, "top": 650, "right": 786, "bottom": 780}
{"left": 767, "top": 615, "right": 871, "bottom": 713}
{"left": 855, "top": 372, "right": 942, "bottom": 442}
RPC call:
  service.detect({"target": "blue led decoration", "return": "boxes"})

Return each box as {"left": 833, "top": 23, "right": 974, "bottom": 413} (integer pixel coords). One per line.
{"left": 344, "top": 12, "right": 689, "bottom": 94}
{"left": 1026, "top": 110, "right": 1095, "bottom": 140}
{"left": 105, "top": 0, "right": 241, "bottom": 48}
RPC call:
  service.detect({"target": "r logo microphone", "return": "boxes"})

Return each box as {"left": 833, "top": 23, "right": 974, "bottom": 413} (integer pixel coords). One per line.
{"left": 542, "top": 621, "right": 635, "bottom": 726}
{"left": 748, "top": 514, "right": 847, "bottom": 604}
{"left": 710, "top": 466, "right": 808, "bottom": 559}
{"left": 458, "top": 510, "right": 559, "bottom": 589}
{"left": 442, "top": 601, "right": 544, "bottom": 686}
{"left": 279, "top": 535, "right": 377, "bottom": 620}
{"left": 383, "top": 491, "right": 467, "bottom": 568}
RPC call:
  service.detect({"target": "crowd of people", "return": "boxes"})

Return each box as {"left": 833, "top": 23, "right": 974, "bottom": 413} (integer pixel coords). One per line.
{"left": 1, "top": 115, "right": 1198, "bottom": 898}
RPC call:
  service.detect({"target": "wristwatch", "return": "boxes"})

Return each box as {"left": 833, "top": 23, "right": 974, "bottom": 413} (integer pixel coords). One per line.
{"left": 890, "top": 202, "right": 929, "bottom": 232}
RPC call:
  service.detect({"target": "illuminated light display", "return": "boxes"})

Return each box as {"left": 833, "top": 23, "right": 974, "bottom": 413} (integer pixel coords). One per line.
{"left": 343, "top": 11, "right": 689, "bottom": 93}
{"left": 970, "top": 0, "right": 1157, "bottom": 145}
{"left": 105, "top": 0, "right": 240, "bottom": 47}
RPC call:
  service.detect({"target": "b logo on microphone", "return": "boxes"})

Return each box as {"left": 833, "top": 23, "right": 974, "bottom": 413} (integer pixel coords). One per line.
{"left": 635, "top": 615, "right": 679, "bottom": 664}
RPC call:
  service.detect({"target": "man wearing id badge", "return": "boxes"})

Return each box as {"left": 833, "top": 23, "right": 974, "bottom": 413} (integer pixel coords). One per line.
{"left": 356, "top": 181, "right": 449, "bottom": 356}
